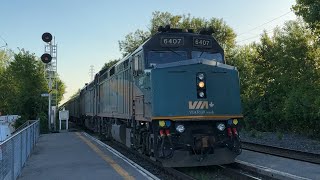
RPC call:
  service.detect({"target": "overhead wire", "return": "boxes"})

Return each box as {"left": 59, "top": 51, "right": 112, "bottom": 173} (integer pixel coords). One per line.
{"left": 237, "top": 29, "right": 274, "bottom": 43}
{"left": 237, "top": 10, "right": 292, "bottom": 38}
{"left": 236, "top": 10, "right": 293, "bottom": 43}
{"left": 0, "top": 34, "right": 8, "bottom": 48}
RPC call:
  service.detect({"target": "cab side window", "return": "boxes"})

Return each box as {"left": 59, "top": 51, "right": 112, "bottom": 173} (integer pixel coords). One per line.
{"left": 134, "top": 53, "right": 143, "bottom": 76}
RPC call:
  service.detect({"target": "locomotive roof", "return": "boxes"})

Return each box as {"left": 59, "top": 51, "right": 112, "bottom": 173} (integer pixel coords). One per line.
{"left": 81, "top": 28, "right": 224, "bottom": 94}
{"left": 113, "top": 29, "right": 223, "bottom": 68}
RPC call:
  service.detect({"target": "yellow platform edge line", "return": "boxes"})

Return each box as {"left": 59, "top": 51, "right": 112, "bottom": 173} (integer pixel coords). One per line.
{"left": 75, "top": 132, "right": 135, "bottom": 180}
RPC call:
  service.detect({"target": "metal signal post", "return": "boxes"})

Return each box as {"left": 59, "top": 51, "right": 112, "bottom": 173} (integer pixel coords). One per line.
{"left": 41, "top": 32, "right": 58, "bottom": 132}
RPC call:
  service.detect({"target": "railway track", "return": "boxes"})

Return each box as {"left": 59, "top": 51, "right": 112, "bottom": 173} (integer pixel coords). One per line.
{"left": 104, "top": 138, "right": 263, "bottom": 180}
{"left": 218, "top": 164, "right": 265, "bottom": 180}
{"left": 100, "top": 137, "right": 196, "bottom": 180}
{"left": 83, "top": 131, "right": 263, "bottom": 180}
{"left": 72, "top": 124, "right": 318, "bottom": 179}
{"left": 241, "top": 141, "right": 320, "bottom": 164}
{"left": 76, "top": 125, "right": 276, "bottom": 180}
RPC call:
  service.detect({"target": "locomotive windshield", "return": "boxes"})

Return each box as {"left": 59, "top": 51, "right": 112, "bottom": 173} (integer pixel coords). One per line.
{"left": 143, "top": 28, "right": 226, "bottom": 67}
{"left": 147, "top": 51, "right": 187, "bottom": 67}
{"left": 192, "top": 51, "right": 223, "bottom": 63}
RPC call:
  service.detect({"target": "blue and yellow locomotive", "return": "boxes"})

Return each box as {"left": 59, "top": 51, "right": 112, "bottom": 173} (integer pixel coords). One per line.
{"left": 65, "top": 26, "right": 242, "bottom": 167}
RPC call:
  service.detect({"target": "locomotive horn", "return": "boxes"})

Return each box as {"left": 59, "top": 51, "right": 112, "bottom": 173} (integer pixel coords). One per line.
{"left": 165, "top": 25, "right": 171, "bottom": 31}
{"left": 207, "top": 27, "right": 214, "bottom": 35}
{"left": 158, "top": 26, "right": 164, "bottom": 32}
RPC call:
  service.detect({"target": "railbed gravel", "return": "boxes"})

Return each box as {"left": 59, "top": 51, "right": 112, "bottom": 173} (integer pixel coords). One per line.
{"left": 240, "top": 130, "right": 320, "bottom": 154}
{"left": 88, "top": 132, "right": 229, "bottom": 180}
{"left": 75, "top": 122, "right": 314, "bottom": 179}
{"left": 103, "top": 139, "right": 230, "bottom": 180}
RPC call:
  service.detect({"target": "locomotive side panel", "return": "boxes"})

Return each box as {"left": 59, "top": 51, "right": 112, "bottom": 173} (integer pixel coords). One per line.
{"left": 98, "top": 81, "right": 105, "bottom": 115}
{"left": 75, "top": 96, "right": 80, "bottom": 119}
{"left": 99, "top": 77, "right": 112, "bottom": 116}
{"left": 79, "top": 90, "right": 85, "bottom": 117}
{"left": 84, "top": 88, "right": 94, "bottom": 116}
{"left": 115, "top": 68, "right": 131, "bottom": 119}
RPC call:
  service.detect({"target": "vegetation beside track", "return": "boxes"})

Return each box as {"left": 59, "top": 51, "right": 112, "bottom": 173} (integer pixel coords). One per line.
{"left": 0, "top": 50, "right": 65, "bottom": 133}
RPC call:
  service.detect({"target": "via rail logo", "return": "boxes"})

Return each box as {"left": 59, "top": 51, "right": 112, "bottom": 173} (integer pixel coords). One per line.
{"left": 188, "top": 101, "right": 214, "bottom": 110}
{"left": 188, "top": 101, "right": 214, "bottom": 115}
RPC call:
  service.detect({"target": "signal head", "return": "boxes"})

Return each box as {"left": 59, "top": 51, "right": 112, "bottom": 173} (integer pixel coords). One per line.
{"left": 41, "top": 53, "right": 52, "bottom": 63}
{"left": 42, "top": 32, "right": 52, "bottom": 43}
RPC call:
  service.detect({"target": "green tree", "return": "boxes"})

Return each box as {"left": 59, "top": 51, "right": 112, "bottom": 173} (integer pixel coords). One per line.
{"left": 101, "top": 59, "right": 120, "bottom": 70}
{"left": 51, "top": 76, "right": 66, "bottom": 105}
{"left": 236, "top": 20, "right": 320, "bottom": 136}
{"left": 5, "top": 50, "right": 48, "bottom": 124}
{"left": 0, "top": 49, "right": 13, "bottom": 113}
{"left": 293, "top": 0, "right": 320, "bottom": 36}
{"left": 118, "top": 30, "right": 150, "bottom": 57}
{"left": 118, "top": 11, "right": 236, "bottom": 56}
{"left": 0, "top": 49, "right": 11, "bottom": 72}
{"left": 0, "top": 49, "right": 66, "bottom": 133}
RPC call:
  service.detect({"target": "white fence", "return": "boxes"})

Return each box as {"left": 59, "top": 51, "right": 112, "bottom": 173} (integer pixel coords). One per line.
{"left": 0, "top": 120, "right": 40, "bottom": 180}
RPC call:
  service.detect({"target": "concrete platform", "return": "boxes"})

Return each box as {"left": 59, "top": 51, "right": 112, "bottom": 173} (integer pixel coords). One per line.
{"left": 18, "top": 132, "right": 154, "bottom": 180}
{"left": 237, "top": 150, "right": 320, "bottom": 180}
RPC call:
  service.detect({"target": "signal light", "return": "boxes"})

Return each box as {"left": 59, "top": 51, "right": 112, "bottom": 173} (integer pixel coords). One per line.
{"left": 233, "top": 119, "right": 238, "bottom": 125}
{"left": 198, "top": 91, "right": 205, "bottom": 98}
{"left": 42, "top": 32, "right": 52, "bottom": 43}
{"left": 41, "top": 53, "right": 52, "bottom": 64}
{"left": 165, "top": 120, "right": 171, "bottom": 127}
{"left": 217, "top": 123, "right": 226, "bottom": 131}
{"left": 41, "top": 32, "right": 53, "bottom": 64}
{"left": 198, "top": 81, "right": 205, "bottom": 88}
{"left": 159, "top": 130, "right": 165, "bottom": 137}
{"left": 196, "top": 73, "right": 206, "bottom": 98}
{"left": 197, "top": 73, "right": 205, "bottom": 80}
{"left": 159, "top": 120, "right": 165, "bottom": 127}
{"left": 227, "top": 128, "right": 232, "bottom": 137}
{"left": 232, "top": 128, "right": 238, "bottom": 136}
{"left": 165, "top": 129, "right": 170, "bottom": 136}
{"left": 176, "top": 124, "right": 185, "bottom": 133}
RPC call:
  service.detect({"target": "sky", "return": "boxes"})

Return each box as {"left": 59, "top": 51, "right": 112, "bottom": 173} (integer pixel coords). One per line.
{"left": 0, "top": 0, "right": 297, "bottom": 104}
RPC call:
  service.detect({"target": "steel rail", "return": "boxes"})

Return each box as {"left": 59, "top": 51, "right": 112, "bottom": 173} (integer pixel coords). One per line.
{"left": 242, "top": 141, "right": 320, "bottom": 164}
{"left": 99, "top": 135, "right": 262, "bottom": 180}
{"left": 218, "top": 164, "right": 264, "bottom": 180}
{"left": 106, "top": 140, "right": 196, "bottom": 180}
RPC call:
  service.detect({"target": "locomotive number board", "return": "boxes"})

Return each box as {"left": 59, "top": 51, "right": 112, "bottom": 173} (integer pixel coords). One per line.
{"left": 193, "top": 38, "right": 212, "bottom": 48}
{"left": 161, "top": 37, "right": 184, "bottom": 47}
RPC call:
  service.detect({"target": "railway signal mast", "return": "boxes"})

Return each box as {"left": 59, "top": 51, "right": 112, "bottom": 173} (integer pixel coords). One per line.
{"left": 41, "top": 32, "right": 58, "bottom": 131}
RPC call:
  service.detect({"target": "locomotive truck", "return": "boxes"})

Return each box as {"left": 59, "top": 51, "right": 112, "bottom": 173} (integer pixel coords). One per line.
{"left": 65, "top": 26, "right": 242, "bottom": 167}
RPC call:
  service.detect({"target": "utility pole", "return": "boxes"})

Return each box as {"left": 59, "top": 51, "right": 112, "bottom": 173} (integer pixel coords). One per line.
{"left": 89, "top": 65, "right": 95, "bottom": 81}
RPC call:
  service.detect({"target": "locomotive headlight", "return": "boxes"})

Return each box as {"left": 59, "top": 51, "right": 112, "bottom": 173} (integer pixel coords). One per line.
{"left": 217, "top": 123, "right": 226, "bottom": 131}
{"left": 198, "top": 73, "right": 205, "bottom": 80}
{"left": 176, "top": 124, "right": 185, "bottom": 133}
{"left": 199, "top": 91, "right": 205, "bottom": 98}
{"left": 198, "top": 81, "right": 205, "bottom": 88}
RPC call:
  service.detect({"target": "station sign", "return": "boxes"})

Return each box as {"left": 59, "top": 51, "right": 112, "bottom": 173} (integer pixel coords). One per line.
{"left": 41, "top": 93, "right": 49, "bottom": 97}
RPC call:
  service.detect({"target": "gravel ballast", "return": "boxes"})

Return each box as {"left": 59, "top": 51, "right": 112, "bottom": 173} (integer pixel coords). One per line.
{"left": 240, "top": 130, "right": 320, "bottom": 154}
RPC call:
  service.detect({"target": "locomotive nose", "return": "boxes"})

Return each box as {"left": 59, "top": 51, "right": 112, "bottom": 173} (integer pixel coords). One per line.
{"left": 151, "top": 59, "right": 242, "bottom": 119}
